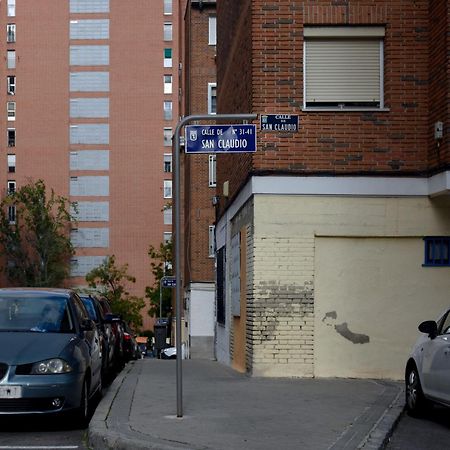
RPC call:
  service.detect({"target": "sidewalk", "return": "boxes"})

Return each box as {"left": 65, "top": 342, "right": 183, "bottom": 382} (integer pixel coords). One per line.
{"left": 88, "top": 359, "right": 404, "bottom": 450}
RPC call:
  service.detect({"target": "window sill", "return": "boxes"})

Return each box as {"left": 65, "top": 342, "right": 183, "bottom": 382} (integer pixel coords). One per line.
{"left": 302, "top": 107, "right": 390, "bottom": 113}
{"left": 422, "top": 264, "right": 450, "bottom": 267}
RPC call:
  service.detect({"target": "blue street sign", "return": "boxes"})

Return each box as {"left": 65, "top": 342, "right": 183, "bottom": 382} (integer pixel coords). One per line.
{"left": 185, "top": 124, "right": 257, "bottom": 154}
{"left": 260, "top": 114, "right": 299, "bottom": 132}
{"left": 162, "top": 277, "right": 176, "bottom": 288}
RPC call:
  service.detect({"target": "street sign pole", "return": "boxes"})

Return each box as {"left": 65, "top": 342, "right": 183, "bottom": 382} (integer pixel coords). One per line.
{"left": 173, "top": 113, "right": 257, "bottom": 418}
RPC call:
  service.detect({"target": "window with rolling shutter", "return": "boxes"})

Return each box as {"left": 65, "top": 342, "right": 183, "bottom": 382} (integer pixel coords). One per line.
{"left": 303, "top": 26, "right": 385, "bottom": 110}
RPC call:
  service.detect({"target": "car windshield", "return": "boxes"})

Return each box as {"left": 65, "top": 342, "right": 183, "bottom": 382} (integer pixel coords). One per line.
{"left": 81, "top": 297, "right": 98, "bottom": 322}
{"left": 0, "top": 294, "right": 74, "bottom": 333}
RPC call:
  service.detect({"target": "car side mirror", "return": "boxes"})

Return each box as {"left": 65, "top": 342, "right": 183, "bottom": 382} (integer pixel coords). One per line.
{"left": 418, "top": 320, "right": 438, "bottom": 339}
{"left": 81, "top": 319, "right": 95, "bottom": 331}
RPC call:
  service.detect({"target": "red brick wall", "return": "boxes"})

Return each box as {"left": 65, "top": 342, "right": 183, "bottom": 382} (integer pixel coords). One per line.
{"left": 217, "top": 1, "right": 448, "bottom": 209}
{"left": 216, "top": 0, "right": 253, "bottom": 208}
{"left": 183, "top": 2, "right": 216, "bottom": 283}
{"left": 428, "top": 0, "right": 450, "bottom": 172}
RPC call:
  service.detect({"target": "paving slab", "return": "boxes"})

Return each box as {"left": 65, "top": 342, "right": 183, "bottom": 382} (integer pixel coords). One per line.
{"left": 89, "top": 359, "right": 404, "bottom": 450}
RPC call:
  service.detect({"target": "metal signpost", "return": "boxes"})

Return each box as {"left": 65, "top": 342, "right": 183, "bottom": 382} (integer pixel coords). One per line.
{"left": 173, "top": 113, "right": 257, "bottom": 418}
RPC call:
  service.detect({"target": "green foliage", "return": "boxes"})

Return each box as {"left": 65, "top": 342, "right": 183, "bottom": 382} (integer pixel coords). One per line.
{"left": 145, "top": 240, "right": 173, "bottom": 318}
{"left": 85, "top": 255, "right": 145, "bottom": 330}
{"left": 0, "top": 180, "right": 74, "bottom": 287}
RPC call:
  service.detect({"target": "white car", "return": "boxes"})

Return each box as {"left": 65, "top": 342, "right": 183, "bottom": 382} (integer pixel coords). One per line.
{"left": 405, "top": 309, "right": 450, "bottom": 415}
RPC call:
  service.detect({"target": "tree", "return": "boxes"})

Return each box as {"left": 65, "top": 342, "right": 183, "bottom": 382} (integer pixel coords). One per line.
{"left": 85, "top": 255, "right": 145, "bottom": 330}
{"left": 145, "top": 240, "right": 173, "bottom": 318}
{"left": 0, "top": 179, "right": 74, "bottom": 287}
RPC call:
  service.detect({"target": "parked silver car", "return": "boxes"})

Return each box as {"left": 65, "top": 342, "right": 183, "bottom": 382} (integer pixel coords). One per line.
{"left": 405, "top": 308, "right": 450, "bottom": 415}
{"left": 0, "top": 288, "right": 102, "bottom": 427}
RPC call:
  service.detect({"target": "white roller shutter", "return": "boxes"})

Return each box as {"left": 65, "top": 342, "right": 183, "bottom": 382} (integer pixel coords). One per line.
{"left": 304, "top": 27, "right": 384, "bottom": 108}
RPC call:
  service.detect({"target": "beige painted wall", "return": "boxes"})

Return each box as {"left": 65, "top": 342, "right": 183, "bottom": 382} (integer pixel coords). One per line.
{"left": 250, "top": 195, "right": 450, "bottom": 378}
{"left": 315, "top": 237, "right": 449, "bottom": 379}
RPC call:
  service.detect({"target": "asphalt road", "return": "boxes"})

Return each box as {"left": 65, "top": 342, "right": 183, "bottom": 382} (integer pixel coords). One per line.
{"left": 0, "top": 414, "right": 89, "bottom": 449}
{"left": 386, "top": 405, "right": 450, "bottom": 449}
{"left": 0, "top": 379, "right": 106, "bottom": 450}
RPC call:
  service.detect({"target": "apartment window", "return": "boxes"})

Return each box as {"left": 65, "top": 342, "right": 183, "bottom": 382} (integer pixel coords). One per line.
{"left": 164, "top": 48, "right": 172, "bottom": 68}
{"left": 423, "top": 237, "right": 450, "bottom": 267}
{"left": 163, "top": 23, "right": 173, "bottom": 41}
{"left": 164, "top": 153, "right": 172, "bottom": 172}
{"left": 163, "top": 0, "right": 172, "bottom": 15}
{"left": 7, "top": 0, "right": 15, "bottom": 17}
{"left": 208, "top": 154, "right": 216, "bottom": 187}
{"left": 303, "top": 26, "right": 385, "bottom": 110}
{"left": 7, "top": 180, "right": 15, "bottom": 195}
{"left": 7, "top": 24, "right": 15, "bottom": 43}
{"left": 163, "top": 128, "right": 172, "bottom": 147}
{"left": 7, "top": 102, "right": 15, "bottom": 121}
{"left": 7, "top": 50, "right": 15, "bottom": 69}
{"left": 7, "top": 76, "right": 15, "bottom": 95}
{"left": 163, "top": 180, "right": 172, "bottom": 198}
{"left": 7, "top": 128, "right": 15, "bottom": 147}
{"left": 163, "top": 232, "right": 172, "bottom": 244}
{"left": 164, "top": 207, "right": 172, "bottom": 225}
{"left": 8, "top": 205, "right": 16, "bottom": 224}
{"left": 163, "top": 75, "right": 173, "bottom": 94}
{"left": 208, "top": 225, "right": 216, "bottom": 257}
{"left": 7, "top": 154, "right": 15, "bottom": 173}
{"left": 208, "top": 83, "right": 217, "bottom": 114}
{"left": 209, "top": 15, "right": 217, "bottom": 45}
{"left": 164, "top": 101, "right": 173, "bottom": 120}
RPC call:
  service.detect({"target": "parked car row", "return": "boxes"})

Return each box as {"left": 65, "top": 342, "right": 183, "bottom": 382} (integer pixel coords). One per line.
{"left": 0, "top": 288, "right": 140, "bottom": 427}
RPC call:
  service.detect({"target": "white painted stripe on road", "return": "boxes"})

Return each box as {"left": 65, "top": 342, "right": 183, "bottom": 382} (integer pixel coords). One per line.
{"left": 0, "top": 447, "right": 78, "bottom": 449}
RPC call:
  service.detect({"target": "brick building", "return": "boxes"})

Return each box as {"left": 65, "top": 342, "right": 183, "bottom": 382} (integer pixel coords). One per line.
{"left": 0, "top": 0, "right": 179, "bottom": 331}
{"left": 214, "top": 0, "right": 450, "bottom": 378}
{"left": 180, "top": 0, "right": 217, "bottom": 358}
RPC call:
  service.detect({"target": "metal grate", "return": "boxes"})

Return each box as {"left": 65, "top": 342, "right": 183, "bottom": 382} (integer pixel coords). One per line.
{"left": 0, "top": 397, "right": 64, "bottom": 413}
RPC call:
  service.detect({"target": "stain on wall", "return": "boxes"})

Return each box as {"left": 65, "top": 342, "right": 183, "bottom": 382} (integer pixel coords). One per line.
{"left": 323, "top": 311, "right": 370, "bottom": 344}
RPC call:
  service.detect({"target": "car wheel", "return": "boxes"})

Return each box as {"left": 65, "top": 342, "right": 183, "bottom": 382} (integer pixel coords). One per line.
{"left": 74, "top": 378, "right": 90, "bottom": 428}
{"left": 406, "top": 365, "right": 427, "bottom": 416}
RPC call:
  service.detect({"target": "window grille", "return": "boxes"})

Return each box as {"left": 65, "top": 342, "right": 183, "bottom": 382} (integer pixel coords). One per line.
{"left": 423, "top": 237, "right": 450, "bottom": 267}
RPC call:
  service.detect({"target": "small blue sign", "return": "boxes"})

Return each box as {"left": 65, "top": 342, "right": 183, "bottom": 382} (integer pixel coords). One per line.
{"left": 185, "top": 125, "right": 257, "bottom": 154}
{"left": 260, "top": 114, "right": 299, "bottom": 132}
{"left": 162, "top": 278, "right": 176, "bottom": 288}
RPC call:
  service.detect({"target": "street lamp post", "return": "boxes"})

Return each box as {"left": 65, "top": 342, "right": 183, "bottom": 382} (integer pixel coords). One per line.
{"left": 173, "top": 113, "right": 257, "bottom": 418}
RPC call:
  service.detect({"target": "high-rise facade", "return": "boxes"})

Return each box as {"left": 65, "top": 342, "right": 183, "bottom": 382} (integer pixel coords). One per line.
{"left": 0, "top": 0, "right": 179, "bottom": 330}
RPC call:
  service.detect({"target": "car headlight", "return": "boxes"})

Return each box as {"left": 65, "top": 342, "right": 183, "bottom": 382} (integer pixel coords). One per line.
{"left": 31, "top": 358, "right": 73, "bottom": 374}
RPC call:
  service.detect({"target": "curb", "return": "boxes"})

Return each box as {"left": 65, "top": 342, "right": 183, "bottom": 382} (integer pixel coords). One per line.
{"left": 359, "top": 387, "right": 405, "bottom": 450}
{"left": 88, "top": 362, "right": 196, "bottom": 450}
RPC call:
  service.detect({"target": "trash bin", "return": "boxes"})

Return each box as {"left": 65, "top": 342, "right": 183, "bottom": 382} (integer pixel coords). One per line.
{"left": 154, "top": 320, "right": 168, "bottom": 356}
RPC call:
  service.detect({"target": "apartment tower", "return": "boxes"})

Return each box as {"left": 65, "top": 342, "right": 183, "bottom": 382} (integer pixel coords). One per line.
{"left": 0, "top": 0, "right": 179, "bottom": 330}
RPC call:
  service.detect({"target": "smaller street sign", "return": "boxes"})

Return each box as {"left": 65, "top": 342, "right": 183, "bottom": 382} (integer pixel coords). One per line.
{"left": 185, "top": 124, "right": 257, "bottom": 154}
{"left": 260, "top": 114, "right": 299, "bottom": 132}
{"left": 162, "top": 277, "right": 176, "bottom": 288}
